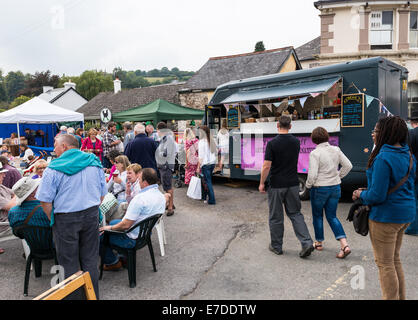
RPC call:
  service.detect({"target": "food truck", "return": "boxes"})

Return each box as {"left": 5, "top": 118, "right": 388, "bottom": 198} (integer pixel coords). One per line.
{"left": 205, "top": 57, "right": 409, "bottom": 199}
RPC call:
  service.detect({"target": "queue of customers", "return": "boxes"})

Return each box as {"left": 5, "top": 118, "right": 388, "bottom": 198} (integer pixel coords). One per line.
{"left": 259, "top": 115, "right": 418, "bottom": 300}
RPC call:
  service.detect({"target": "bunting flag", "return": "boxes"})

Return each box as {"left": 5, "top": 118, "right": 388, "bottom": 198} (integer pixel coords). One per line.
{"left": 253, "top": 105, "right": 261, "bottom": 113}
{"left": 310, "top": 92, "right": 321, "bottom": 98}
{"left": 365, "top": 95, "right": 375, "bottom": 108}
{"left": 273, "top": 102, "right": 281, "bottom": 107}
{"left": 266, "top": 104, "right": 273, "bottom": 113}
{"left": 299, "top": 96, "right": 308, "bottom": 108}
{"left": 379, "top": 101, "right": 393, "bottom": 117}
{"left": 288, "top": 99, "right": 294, "bottom": 106}
{"left": 224, "top": 104, "right": 230, "bottom": 112}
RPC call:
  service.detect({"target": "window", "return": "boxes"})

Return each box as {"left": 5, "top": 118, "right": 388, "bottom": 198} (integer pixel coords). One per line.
{"left": 370, "top": 11, "right": 393, "bottom": 50}
{"left": 410, "top": 11, "right": 418, "bottom": 48}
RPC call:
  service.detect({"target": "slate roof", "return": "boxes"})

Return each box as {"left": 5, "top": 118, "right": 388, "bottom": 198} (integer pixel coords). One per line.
{"left": 38, "top": 87, "right": 87, "bottom": 104}
{"left": 77, "top": 82, "right": 186, "bottom": 120}
{"left": 181, "top": 47, "right": 301, "bottom": 91}
{"left": 295, "top": 37, "right": 321, "bottom": 61}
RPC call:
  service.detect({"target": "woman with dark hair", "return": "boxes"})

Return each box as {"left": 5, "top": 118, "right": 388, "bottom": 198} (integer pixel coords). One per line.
{"left": 306, "top": 127, "right": 353, "bottom": 258}
{"left": 197, "top": 125, "right": 217, "bottom": 205}
{"left": 352, "top": 116, "right": 416, "bottom": 300}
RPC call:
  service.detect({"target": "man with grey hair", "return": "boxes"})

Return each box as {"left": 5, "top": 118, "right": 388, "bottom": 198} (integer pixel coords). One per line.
{"left": 124, "top": 123, "right": 158, "bottom": 171}
{"left": 259, "top": 116, "right": 314, "bottom": 259}
{"left": 36, "top": 134, "right": 107, "bottom": 299}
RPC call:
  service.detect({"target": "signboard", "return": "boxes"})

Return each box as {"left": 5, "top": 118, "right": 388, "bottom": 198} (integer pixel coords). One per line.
{"left": 241, "top": 136, "right": 339, "bottom": 174}
{"left": 341, "top": 93, "right": 364, "bottom": 128}
{"left": 100, "top": 108, "right": 112, "bottom": 123}
{"left": 227, "top": 105, "right": 240, "bottom": 129}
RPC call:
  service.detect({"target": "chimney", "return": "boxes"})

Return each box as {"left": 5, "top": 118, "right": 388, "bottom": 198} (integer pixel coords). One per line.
{"left": 43, "top": 86, "right": 53, "bottom": 93}
{"left": 114, "top": 77, "right": 121, "bottom": 94}
{"left": 64, "top": 79, "right": 76, "bottom": 91}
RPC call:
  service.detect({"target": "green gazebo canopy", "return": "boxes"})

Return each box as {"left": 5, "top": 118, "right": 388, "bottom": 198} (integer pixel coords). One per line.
{"left": 112, "top": 99, "right": 204, "bottom": 125}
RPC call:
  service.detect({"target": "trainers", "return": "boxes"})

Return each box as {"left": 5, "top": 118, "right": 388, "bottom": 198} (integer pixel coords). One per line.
{"left": 103, "top": 261, "right": 123, "bottom": 271}
{"left": 269, "top": 244, "right": 283, "bottom": 255}
{"left": 299, "top": 245, "right": 314, "bottom": 258}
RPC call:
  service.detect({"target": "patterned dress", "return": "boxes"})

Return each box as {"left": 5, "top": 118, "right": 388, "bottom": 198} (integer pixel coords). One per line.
{"left": 184, "top": 138, "right": 199, "bottom": 185}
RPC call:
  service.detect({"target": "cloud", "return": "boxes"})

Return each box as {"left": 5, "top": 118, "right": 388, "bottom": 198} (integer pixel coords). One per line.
{"left": 0, "top": 0, "right": 319, "bottom": 75}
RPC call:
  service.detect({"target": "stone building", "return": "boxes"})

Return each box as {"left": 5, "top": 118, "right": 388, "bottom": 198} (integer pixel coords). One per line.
{"left": 301, "top": 0, "right": 418, "bottom": 112}
{"left": 178, "top": 47, "right": 302, "bottom": 110}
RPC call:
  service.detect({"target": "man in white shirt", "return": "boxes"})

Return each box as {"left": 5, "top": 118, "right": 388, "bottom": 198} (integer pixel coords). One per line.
{"left": 99, "top": 168, "right": 165, "bottom": 270}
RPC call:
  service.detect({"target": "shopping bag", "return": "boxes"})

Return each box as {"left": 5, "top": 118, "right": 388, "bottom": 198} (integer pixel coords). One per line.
{"left": 187, "top": 175, "right": 202, "bottom": 200}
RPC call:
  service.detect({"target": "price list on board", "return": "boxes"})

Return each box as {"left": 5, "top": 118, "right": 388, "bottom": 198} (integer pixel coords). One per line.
{"left": 227, "top": 105, "right": 240, "bottom": 128}
{"left": 341, "top": 94, "right": 364, "bottom": 128}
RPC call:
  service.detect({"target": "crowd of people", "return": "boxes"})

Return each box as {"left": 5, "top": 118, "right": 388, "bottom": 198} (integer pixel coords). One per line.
{"left": 0, "top": 113, "right": 417, "bottom": 300}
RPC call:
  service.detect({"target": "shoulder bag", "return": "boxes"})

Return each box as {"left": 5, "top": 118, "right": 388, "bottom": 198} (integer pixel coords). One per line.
{"left": 347, "top": 153, "right": 413, "bottom": 236}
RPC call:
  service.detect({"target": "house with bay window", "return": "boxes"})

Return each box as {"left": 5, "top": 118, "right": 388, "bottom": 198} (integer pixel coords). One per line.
{"left": 299, "top": 0, "right": 418, "bottom": 113}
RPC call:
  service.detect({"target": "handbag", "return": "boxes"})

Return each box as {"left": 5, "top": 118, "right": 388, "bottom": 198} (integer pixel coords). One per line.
{"left": 187, "top": 175, "right": 202, "bottom": 200}
{"left": 348, "top": 153, "right": 413, "bottom": 236}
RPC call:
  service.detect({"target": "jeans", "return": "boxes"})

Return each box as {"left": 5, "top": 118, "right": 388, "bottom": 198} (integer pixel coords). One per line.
{"left": 310, "top": 185, "right": 346, "bottom": 242}
{"left": 100, "top": 219, "right": 137, "bottom": 265}
{"left": 369, "top": 220, "right": 410, "bottom": 300}
{"left": 405, "top": 183, "right": 418, "bottom": 235}
{"left": 201, "top": 164, "right": 216, "bottom": 205}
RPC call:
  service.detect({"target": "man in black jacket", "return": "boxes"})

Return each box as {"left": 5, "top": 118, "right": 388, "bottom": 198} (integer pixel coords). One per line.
{"left": 124, "top": 123, "right": 158, "bottom": 172}
{"left": 406, "top": 111, "right": 418, "bottom": 235}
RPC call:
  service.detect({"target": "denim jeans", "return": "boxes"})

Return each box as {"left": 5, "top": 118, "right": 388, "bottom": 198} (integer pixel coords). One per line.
{"left": 405, "top": 183, "right": 418, "bottom": 235}
{"left": 100, "top": 219, "right": 136, "bottom": 265}
{"left": 310, "top": 185, "right": 346, "bottom": 242}
{"left": 201, "top": 164, "right": 216, "bottom": 205}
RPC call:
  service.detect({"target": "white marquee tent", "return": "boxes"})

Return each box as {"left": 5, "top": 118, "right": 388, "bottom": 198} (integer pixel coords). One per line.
{"left": 0, "top": 97, "right": 84, "bottom": 123}
{"left": 0, "top": 97, "right": 84, "bottom": 145}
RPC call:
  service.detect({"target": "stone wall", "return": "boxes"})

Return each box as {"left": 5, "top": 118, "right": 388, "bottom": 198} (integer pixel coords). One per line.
{"left": 179, "top": 91, "right": 214, "bottom": 110}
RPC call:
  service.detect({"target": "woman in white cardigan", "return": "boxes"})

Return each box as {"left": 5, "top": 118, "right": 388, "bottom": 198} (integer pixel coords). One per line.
{"left": 306, "top": 127, "right": 353, "bottom": 259}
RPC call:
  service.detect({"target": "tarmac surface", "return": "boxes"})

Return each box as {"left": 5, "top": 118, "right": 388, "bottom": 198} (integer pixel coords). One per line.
{"left": 1, "top": 177, "right": 417, "bottom": 300}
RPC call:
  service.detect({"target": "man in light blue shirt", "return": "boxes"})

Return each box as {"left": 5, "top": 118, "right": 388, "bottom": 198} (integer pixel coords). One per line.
{"left": 99, "top": 168, "right": 165, "bottom": 269}
{"left": 36, "top": 134, "right": 107, "bottom": 299}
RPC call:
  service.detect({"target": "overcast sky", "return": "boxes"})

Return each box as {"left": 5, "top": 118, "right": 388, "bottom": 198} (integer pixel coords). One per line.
{"left": 0, "top": 0, "right": 320, "bottom": 76}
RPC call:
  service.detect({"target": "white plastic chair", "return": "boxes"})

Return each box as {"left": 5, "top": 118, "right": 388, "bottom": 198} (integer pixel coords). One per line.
{"left": 154, "top": 216, "right": 167, "bottom": 256}
{"left": 0, "top": 221, "right": 32, "bottom": 267}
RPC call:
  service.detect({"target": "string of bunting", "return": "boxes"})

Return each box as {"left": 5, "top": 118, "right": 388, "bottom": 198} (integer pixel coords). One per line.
{"left": 223, "top": 81, "right": 394, "bottom": 117}
{"left": 347, "top": 82, "right": 394, "bottom": 117}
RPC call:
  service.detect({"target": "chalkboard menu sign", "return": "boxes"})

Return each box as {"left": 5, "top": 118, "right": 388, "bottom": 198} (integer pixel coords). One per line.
{"left": 227, "top": 105, "right": 240, "bottom": 129}
{"left": 341, "top": 93, "right": 364, "bottom": 128}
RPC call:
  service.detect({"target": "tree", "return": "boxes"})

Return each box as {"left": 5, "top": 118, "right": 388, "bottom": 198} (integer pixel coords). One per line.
{"left": 0, "top": 70, "right": 7, "bottom": 102}
{"left": 17, "top": 70, "right": 60, "bottom": 97}
{"left": 10, "top": 95, "right": 31, "bottom": 108}
{"left": 254, "top": 41, "right": 265, "bottom": 52}
{"left": 76, "top": 70, "right": 113, "bottom": 100}
{"left": 5, "top": 71, "right": 25, "bottom": 102}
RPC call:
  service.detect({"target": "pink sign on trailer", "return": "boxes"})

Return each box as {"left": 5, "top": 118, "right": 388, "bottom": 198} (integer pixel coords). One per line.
{"left": 241, "top": 136, "right": 339, "bottom": 173}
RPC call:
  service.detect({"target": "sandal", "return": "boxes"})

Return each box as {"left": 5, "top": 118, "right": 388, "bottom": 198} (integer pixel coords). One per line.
{"left": 314, "top": 242, "right": 323, "bottom": 251}
{"left": 337, "top": 245, "right": 351, "bottom": 259}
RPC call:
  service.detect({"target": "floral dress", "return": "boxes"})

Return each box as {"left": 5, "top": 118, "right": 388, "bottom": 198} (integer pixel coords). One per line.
{"left": 184, "top": 138, "right": 199, "bottom": 185}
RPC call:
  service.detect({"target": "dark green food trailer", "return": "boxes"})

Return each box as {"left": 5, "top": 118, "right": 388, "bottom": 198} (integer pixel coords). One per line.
{"left": 205, "top": 57, "right": 409, "bottom": 199}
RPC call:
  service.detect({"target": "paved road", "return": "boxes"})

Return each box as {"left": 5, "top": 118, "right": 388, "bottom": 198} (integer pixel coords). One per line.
{"left": 1, "top": 178, "right": 417, "bottom": 300}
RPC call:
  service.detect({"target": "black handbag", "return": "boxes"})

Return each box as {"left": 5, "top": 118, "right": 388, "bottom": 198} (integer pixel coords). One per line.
{"left": 347, "top": 153, "right": 413, "bottom": 236}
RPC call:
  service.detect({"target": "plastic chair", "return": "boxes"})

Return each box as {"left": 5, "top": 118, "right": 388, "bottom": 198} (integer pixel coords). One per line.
{"left": 0, "top": 221, "right": 31, "bottom": 261}
{"left": 155, "top": 216, "right": 167, "bottom": 256}
{"left": 13, "top": 225, "right": 57, "bottom": 296}
{"left": 99, "top": 214, "right": 162, "bottom": 288}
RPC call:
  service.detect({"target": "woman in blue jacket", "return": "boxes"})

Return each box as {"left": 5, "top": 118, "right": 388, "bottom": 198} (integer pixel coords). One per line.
{"left": 352, "top": 116, "right": 416, "bottom": 300}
